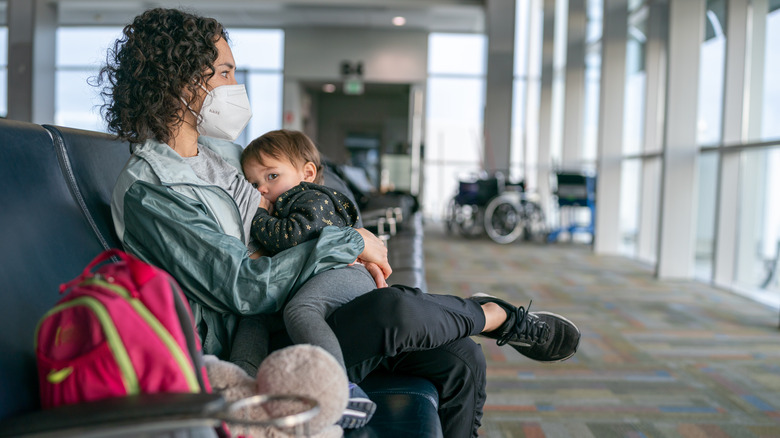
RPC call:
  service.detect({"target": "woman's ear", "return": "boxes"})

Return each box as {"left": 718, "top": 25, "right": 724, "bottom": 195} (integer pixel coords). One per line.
{"left": 302, "top": 162, "right": 317, "bottom": 183}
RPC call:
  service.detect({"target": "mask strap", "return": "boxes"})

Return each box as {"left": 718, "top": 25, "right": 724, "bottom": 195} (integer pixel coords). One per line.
{"left": 180, "top": 97, "right": 201, "bottom": 122}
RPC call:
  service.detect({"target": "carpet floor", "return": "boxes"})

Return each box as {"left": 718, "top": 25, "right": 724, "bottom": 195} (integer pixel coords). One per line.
{"left": 423, "top": 223, "right": 780, "bottom": 438}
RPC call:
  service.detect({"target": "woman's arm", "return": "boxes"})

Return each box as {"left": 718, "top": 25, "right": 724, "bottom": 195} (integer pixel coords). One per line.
{"left": 119, "top": 181, "right": 364, "bottom": 314}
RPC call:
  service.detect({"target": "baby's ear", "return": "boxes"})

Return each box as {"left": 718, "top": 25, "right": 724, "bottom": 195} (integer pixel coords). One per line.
{"left": 303, "top": 161, "right": 317, "bottom": 183}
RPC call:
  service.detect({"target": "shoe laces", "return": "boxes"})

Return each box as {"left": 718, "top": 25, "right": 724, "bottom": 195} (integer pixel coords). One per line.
{"left": 497, "top": 301, "right": 550, "bottom": 346}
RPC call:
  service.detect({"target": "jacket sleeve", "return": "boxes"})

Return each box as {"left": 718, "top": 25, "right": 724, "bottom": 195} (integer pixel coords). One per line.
{"left": 119, "top": 181, "right": 364, "bottom": 315}
{"left": 251, "top": 190, "right": 348, "bottom": 254}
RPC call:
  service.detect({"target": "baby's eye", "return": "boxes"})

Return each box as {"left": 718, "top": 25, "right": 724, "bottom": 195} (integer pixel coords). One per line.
{"left": 268, "top": 174, "right": 279, "bottom": 181}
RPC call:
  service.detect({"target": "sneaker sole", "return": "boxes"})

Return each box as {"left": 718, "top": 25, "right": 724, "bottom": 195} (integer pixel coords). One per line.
{"left": 336, "top": 397, "right": 377, "bottom": 429}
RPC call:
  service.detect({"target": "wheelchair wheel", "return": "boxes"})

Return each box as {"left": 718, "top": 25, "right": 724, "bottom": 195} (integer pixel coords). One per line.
{"left": 520, "top": 200, "right": 547, "bottom": 243}
{"left": 484, "top": 194, "right": 523, "bottom": 244}
{"left": 456, "top": 204, "right": 483, "bottom": 238}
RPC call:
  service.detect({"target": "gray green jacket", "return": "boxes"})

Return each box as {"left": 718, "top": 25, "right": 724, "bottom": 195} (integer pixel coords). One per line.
{"left": 111, "top": 136, "right": 364, "bottom": 359}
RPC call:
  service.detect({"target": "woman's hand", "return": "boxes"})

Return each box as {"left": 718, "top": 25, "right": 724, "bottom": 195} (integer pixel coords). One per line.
{"left": 355, "top": 228, "right": 392, "bottom": 279}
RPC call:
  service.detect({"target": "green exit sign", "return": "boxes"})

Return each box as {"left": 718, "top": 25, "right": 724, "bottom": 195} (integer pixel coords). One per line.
{"left": 344, "top": 78, "right": 364, "bottom": 95}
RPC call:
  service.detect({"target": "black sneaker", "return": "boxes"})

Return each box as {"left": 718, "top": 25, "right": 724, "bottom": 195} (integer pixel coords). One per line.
{"left": 471, "top": 293, "right": 580, "bottom": 362}
{"left": 336, "top": 383, "right": 377, "bottom": 429}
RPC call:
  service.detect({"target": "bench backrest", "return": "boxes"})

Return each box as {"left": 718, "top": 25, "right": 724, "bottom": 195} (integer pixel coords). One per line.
{"left": 0, "top": 119, "right": 130, "bottom": 419}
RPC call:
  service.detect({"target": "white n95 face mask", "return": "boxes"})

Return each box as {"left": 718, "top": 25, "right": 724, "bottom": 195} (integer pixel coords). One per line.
{"left": 196, "top": 84, "right": 252, "bottom": 141}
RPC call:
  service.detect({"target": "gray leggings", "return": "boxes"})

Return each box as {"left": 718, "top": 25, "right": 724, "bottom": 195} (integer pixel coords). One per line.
{"left": 283, "top": 264, "right": 375, "bottom": 369}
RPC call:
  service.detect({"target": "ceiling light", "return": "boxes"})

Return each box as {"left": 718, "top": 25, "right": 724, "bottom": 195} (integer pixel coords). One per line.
{"left": 322, "top": 83, "right": 336, "bottom": 93}
{"left": 392, "top": 16, "right": 406, "bottom": 26}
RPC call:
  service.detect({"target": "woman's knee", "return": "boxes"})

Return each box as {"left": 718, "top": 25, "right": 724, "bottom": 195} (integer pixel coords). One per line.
{"left": 365, "top": 286, "right": 427, "bottom": 327}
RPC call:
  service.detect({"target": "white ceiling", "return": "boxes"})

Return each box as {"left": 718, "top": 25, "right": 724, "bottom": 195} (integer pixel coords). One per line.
{"left": 51, "top": 0, "right": 485, "bottom": 33}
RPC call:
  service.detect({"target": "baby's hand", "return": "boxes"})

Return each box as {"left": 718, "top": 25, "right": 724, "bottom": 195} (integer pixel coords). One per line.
{"left": 259, "top": 196, "right": 273, "bottom": 213}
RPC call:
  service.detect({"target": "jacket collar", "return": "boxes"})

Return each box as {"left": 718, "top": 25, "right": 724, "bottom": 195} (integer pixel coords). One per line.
{"left": 133, "top": 136, "right": 243, "bottom": 186}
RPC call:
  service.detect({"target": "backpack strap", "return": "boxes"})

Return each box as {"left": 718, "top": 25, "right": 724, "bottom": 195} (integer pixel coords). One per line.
{"left": 59, "top": 249, "right": 156, "bottom": 293}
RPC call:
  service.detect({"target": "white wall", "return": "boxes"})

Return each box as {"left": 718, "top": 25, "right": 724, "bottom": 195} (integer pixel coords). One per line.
{"left": 284, "top": 28, "right": 428, "bottom": 83}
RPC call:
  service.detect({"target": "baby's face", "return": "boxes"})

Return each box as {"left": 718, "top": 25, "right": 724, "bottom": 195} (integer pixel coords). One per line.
{"left": 243, "top": 153, "right": 306, "bottom": 203}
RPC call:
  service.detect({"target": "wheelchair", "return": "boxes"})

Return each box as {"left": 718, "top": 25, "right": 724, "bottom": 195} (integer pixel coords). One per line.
{"left": 445, "top": 173, "right": 547, "bottom": 244}
{"left": 445, "top": 175, "right": 501, "bottom": 237}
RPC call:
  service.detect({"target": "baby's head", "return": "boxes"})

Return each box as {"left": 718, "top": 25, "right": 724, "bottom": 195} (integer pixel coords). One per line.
{"left": 241, "top": 129, "right": 323, "bottom": 203}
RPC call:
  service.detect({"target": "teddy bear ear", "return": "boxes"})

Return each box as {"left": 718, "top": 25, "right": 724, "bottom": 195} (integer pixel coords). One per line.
{"left": 205, "top": 357, "right": 255, "bottom": 390}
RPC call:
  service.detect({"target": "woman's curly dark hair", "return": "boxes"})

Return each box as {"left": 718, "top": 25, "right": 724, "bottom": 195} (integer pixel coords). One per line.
{"left": 96, "top": 8, "right": 228, "bottom": 144}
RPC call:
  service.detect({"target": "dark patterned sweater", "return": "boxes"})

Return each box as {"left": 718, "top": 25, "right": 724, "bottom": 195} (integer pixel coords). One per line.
{"left": 251, "top": 182, "right": 360, "bottom": 256}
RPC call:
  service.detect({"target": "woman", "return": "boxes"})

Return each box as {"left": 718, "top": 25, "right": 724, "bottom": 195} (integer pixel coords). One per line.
{"left": 101, "top": 8, "right": 580, "bottom": 438}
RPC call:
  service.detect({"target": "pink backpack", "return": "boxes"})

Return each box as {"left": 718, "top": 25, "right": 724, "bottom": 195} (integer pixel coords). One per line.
{"left": 35, "top": 249, "right": 212, "bottom": 409}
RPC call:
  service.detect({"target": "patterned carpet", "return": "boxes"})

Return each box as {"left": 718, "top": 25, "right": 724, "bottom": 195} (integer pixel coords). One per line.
{"left": 423, "top": 223, "right": 780, "bottom": 438}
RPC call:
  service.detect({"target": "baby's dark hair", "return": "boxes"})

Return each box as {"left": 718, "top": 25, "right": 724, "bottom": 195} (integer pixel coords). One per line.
{"left": 241, "top": 130, "right": 324, "bottom": 184}
{"left": 96, "top": 8, "right": 228, "bottom": 144}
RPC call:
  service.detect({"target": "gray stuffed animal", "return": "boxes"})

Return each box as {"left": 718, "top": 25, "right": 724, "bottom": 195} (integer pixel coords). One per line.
{"left": 204, "top": 344, "right": 348, "bottom": 438}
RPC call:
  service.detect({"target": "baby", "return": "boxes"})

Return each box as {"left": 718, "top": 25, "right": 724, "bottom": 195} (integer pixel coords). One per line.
{"left": 239, "top": 129, "right": 381, "bottom": 429}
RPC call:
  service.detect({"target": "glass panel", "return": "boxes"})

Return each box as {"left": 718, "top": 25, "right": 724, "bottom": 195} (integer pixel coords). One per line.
{"left": 619, "top": 159, "right": 641, "bottom": 256}
{"left": 511, "top": 79, "right": 527, "bottom": 183}
{"left": 696, "top": 0, "right": 726, "bottom": 145}
{"left": 55, "top": 70, "right": 105, "bottom": 132}
{"left": 0, "top": 26, "right": 7, "bottom": 65}
{"left": 229, "top": 29, "right": 284, "bottom": 70}
{"left": 583, "top": 47, "right": 601, "bottom": 163}
{"left": 734, "top": 145, "right": 780, "bottom": 309}
{"left": 694, "top": 152, "right": 719, "bottom": 281}
{"left": 428, "top": 33, "right": 486, "bottom": 76}
{"left": 514, "top": 0, "right": 530, "bottom": 77}
{"left": 524, "top": 78, "right": 541, "bottom": 193}
{"left": 56, "top": 28, "right": 125, "bottom": 132}
{"left": 244, "top": 72, "right": 283, "bottom": 141}
{"left": 623, "top": 14, "right": 646, "bottom": 155}
{"left": 586, "top": 0, "right": 603, "bottom": 44}
{"left": 760, "top": 6, "right": 780, "bottom": 141}
{"left": 424, "top": 76, "right": 485, "bottom": 219}
{"left": 637, "top": 157, "right": 661, "bottom": 264}
{"left": 628, "top": 0, "right": 645, "bottom": 13}
{"left": 56, "top": 27, "right": 122, "bottom": 67}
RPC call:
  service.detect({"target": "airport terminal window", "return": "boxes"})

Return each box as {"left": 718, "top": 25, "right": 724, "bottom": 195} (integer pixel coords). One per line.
{"left": 582, "top": 0, "right": 603, "bottom": 165}
{"left": 619, "top": 159, "right": 641, "bottom": 256}
{"left": 623, "top": 10, "right": 646, "bottom": 156}
{"left": 511, "top": 0, "right": 543, "bottom": 188}
{"left": 54, "top": 27, "right": 284, "bottom": 139}
{"left": 696, "top": 0, "right": 726, "bottom": 146}
{"left": 224, "top": 29, "right": 285, "bottom": 141}
{"left": 425, "top": 33, "right": 486, "bottom": 220}
{"left": 759, "top": 3, "right": 780, "bottom": 141}
{"left": 55, "top": 27, "right": 122, "bottom": 131}
{"left": 734, "top": 146, "right": 780, "bottom": 309}
{"left": 694, "top": 152, "right": 719, "bottom": 281}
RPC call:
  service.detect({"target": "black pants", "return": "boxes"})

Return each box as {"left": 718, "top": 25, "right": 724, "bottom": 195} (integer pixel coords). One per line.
{"left": 271, "top": 284, "right": 488, "bottom": 438}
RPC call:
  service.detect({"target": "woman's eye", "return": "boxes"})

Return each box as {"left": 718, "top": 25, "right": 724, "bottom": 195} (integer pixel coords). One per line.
{"left": 251, "top": 182, "right": 258, "bottom": 189}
